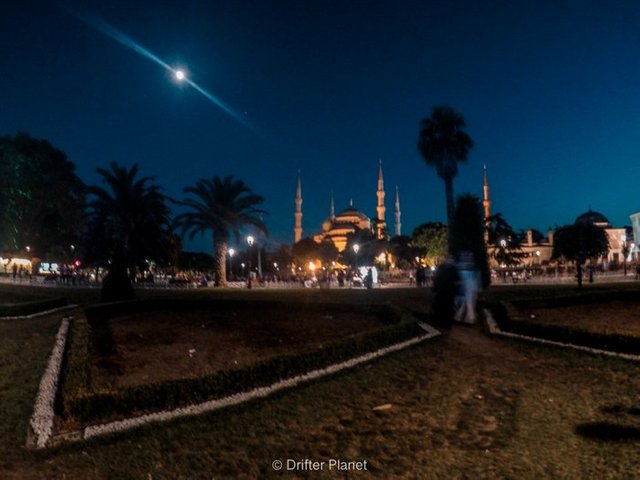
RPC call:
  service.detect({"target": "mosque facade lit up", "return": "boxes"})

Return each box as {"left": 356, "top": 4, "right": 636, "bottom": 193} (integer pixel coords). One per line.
{"left": 293, "top": 160, "right": 638, "bottom": 269}
{"left": 294, "top": 161, "right": 400, "bottom": 252}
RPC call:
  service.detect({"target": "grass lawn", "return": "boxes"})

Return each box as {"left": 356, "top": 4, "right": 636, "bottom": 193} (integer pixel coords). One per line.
{"left": 2, "top": 283, "right": 640, "bottom": 478}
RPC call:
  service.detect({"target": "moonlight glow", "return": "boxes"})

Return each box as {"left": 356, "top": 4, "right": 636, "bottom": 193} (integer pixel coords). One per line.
{"left": 70, "top": 10, "right": 249, "bottom": 127}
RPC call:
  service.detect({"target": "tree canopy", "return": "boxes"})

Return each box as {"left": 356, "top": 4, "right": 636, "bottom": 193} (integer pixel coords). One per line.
{"left": 552, "top": 222, "right": 609, "bottom": 287}
{"left": 292, "top": 237, "right": 338, "bottom": 268}
{"left": 411, "top": 222, "right": 448, "bottom": 267}
{"left": 486, "top": 213, "right": 525, "bottom": 267}
{"left": 0, "top": 132, "right": 85, "bottom": 258}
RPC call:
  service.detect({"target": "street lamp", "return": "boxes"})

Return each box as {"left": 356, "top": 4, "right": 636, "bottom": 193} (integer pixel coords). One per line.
{"left": 378, "top": 252, "right": 387, "bottom": 270}
{"left": 246, "top": 236, "right": 254, "bottom": 288}
{"left": 228, "top": 248, "right": 235, "bottom": 281}
{"left": 621, "top": 235, "right": 629, "bottom": 276}
{"left": 353, "top": 243, "right": 360, "bottom": 268}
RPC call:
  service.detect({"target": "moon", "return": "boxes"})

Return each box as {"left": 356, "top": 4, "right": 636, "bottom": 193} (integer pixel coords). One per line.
{"left": 175, "top": 69, "right": 185, "bottom": 81}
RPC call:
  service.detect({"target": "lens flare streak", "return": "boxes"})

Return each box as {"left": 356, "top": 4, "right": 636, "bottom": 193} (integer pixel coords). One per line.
{"left": 71, "top": 9, "right": 249, "bottom": 127}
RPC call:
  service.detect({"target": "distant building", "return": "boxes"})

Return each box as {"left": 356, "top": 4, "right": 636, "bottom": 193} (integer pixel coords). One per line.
{"left": 483, "top": 164, "right": 635, "bottom": 268}
{"left": 295, "top": 161, "right": 401, "bottom": 252}
{"left": 629, "top": 212, "right": 640, "bottom": 260}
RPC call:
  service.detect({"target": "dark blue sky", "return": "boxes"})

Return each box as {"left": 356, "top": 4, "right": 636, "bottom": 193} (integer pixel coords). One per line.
{"left": 2, "top": 1, "right": 640, "bottom": 253}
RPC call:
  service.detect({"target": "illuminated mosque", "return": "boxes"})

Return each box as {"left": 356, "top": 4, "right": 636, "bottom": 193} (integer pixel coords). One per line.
{"left": 294, "top": 160, "right": 639, "bottom": 266}
{"left": 294, "top": 161, "right": 401, "bottom": 252}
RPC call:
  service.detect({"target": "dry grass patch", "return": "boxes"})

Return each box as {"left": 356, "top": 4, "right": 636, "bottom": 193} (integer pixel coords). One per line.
{"left": 92, "top": 306, "right": 386, "bottom": 388}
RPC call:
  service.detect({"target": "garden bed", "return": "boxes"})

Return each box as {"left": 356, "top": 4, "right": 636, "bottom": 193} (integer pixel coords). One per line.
{"left": 91, "top": 306, "right": 390, "bottom": 389}
{"left": 58, "top": 300, "right": 426, "bottom": 426}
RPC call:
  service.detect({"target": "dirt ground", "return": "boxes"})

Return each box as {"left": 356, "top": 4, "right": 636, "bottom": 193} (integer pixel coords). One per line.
{"left": 91, "top": 307, "right": 385, "bottom": 388}
{"left": 521, "top": 300, "right": 640, "bottom": 336}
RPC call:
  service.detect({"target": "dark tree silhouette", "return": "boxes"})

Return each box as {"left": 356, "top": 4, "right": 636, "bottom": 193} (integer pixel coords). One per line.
{"left": 0, "top": 133, "right": 85, "bottom": 257}
{"left": 389, "top": 235, "right": 419, "bottom": 270}
{"left": 174, "top": 175, "right": 267, "bottom": 287}
{"left": 486, "top": 213, "right": 525, "bottom": 267}
{"left": 552, "top": 222, "right": 609, "bottom": 288}
{"left": 418, "top": 106, "right": 474, "bottom": 252}
{"left": 85, "top": 162, "right": 173, "bottom": 302}
{"left": 343, "top": 228, "right": 383, "bottom": 268}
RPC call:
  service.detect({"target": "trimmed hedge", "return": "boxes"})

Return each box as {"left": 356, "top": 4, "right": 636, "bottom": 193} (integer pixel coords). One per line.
{"left": 493, "top": 298, "right": 640, "bottom": 355}
{"left": 57, "top": 315, "right": 91, "bottom": 418}
{"left": 61, "top": 301, "right": 426, "bottom": 424}
{"left": 0, "top": 297, "right": 67, "bottom": 317}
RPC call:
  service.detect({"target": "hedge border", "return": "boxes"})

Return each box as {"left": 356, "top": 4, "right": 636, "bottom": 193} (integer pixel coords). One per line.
{"left": 79, "top": 321, "right": 440, "bottom": 442}
{"left": 492, "top": 295, "right": 640, "bottom": 355}
{"left": 60, "top": 300, "right": 425, "bottom": 424}
{"left": 484, "top": 308, "right": 640, "bottom": 362}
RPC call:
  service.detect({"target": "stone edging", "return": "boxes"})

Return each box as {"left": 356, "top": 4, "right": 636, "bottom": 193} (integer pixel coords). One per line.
{"left": 483, "top": 308, "right": 640, "bottom": 362}
{"left": 27, "top": 316, "right": 72, "bottom": 448}
{"left": 1, "top": 304, "right": 78, "bottom": 321}
{"left": 45, "top": 321, "right": 440, "bottom": 446}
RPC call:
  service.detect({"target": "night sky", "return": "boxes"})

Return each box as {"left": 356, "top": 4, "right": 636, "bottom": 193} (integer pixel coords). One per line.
{"left": 2, "top": 1, "right": 640, "bottom": 253}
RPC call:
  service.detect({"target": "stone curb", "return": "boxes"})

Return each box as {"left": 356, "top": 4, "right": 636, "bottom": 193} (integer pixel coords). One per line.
{"left": 27, "top": 316, "right": 72, "bottom": 448}
{"left": 1, "top": 304, "right": 79, "bottom": 321}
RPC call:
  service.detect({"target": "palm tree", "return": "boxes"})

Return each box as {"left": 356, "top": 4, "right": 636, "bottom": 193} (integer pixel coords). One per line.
{"left": 85, "top": 162, "right": 173, "bottom": 301}
{"left": 418, "top": 105, "right": 474, "bottom": 252}
{"left": 174, "top": 175, "right": 267, "bottom": 287}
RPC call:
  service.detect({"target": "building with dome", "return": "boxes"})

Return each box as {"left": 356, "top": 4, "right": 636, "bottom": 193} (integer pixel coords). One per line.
{"left": 294, "top": 161, "right": 400, "bottom": 252}
{"left": 483, "top": 164, "right": 635, "bottom": 268}
{"left": 573, "top": 209, "right": 632, "bottom": 266}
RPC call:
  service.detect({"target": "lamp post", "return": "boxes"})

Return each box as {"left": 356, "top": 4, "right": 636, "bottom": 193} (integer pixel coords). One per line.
{"left": 353, "top": 243, "right": 360, "bottom": 269}
{"left": 620, "top": 235, "right": 629, "bottom": 276}
{"left": 228, "top": 248, "right": 235, "bottom": 281}
{"left": 247, "top": 236, "right": 254, "bottom": 288}
{"left": 378, "top": 252, "right": 387, "bottom": 271}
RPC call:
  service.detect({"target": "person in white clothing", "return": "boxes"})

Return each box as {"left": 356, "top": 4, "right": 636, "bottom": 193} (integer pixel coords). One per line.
{"left": 455, "top": 251, "right": 480, "bottom": 324}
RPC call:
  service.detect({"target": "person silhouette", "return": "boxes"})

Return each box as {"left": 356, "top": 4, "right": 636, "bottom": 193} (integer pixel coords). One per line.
{"left": 432, "top": 256, "right": 460, "bottom": 329}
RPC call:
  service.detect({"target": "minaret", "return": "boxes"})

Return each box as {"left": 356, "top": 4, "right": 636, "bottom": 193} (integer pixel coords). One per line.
{"left": 483, "top": 162, "right": 491, "bottom": 224}
{"left": 376, "top": 159, "right": 386, "bottom": 239}
{"left": 329, "top": 190, "right": 335, "bottom": 220}
{"left": 483, "top": 163, "right": 492, "bottom": 243}
{"left": 394, "top": 186, "right": 401, "bottom": 237}
{"left": 294, "top": 171, "right": 303, "bottom": 243}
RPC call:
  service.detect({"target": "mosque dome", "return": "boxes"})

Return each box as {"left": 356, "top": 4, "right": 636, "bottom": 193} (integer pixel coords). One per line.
{"left": 334, "top": 206, "right": 370, "bottom": 222}
{"left": 575, "top": 209, "right": 610, "bottom": 227}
